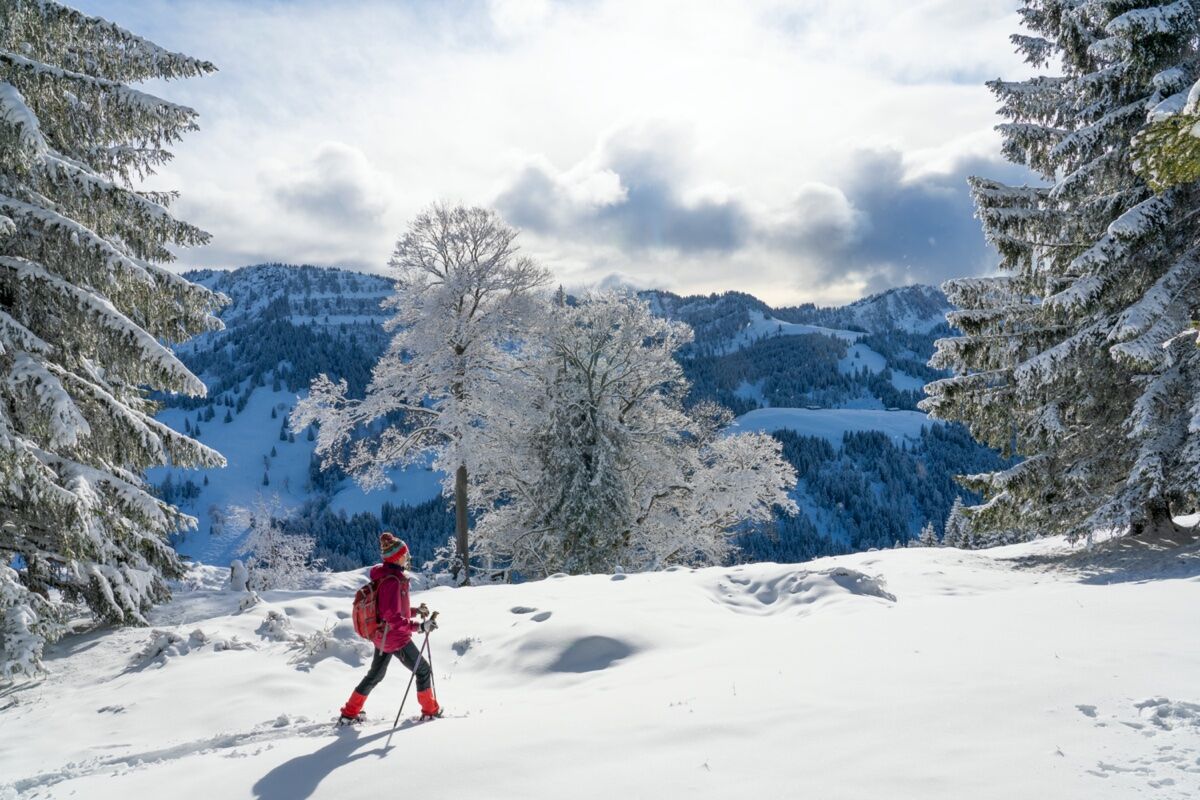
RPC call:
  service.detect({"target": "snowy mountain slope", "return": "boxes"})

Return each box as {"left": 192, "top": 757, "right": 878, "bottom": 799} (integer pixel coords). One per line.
{"left": 4, "top": 537, "right": 1197, "bottom": 799}
{"left": 729, "top": 310, "right": 862, "bottom": 352}
{"left": 149, "top": 264, "right": 447, "bottom": 568}
{"left": 731, "top": 407, "right": 937, "bottom": 445}
{"left": 149, "top": 389, "right": 442, "bottom": 566}
{"left": 645, "top": 283, "right": 952, "bottom": 355}
{"left": 654, "top": 284, "right": 997, "bottom": 551}
{"left": 183, "top": 264, "right": 394, "bottom": 330}
{"left": 835, "top": 284, "right": 952, "bottom": 334}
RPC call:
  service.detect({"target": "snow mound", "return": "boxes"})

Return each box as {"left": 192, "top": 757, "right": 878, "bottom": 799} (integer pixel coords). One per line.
{"left": 256, "top": 610, "right": 297, "bottom": 642}
{"left": 1135, "top": 698, "right": 1200, "bottom": 732}
{"left": 707, "top": 565, "right": 895, "bottom": 616}
{"left": 285, "top": 619, "right": 372, "bottom": 671}
{"left": 131, "top": 628, "right": 255, "bottom": 670}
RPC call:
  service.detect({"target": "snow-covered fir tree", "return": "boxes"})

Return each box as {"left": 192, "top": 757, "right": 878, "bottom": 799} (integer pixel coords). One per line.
{"left": 230, "top": 498, "right": 318, "bottom": 591}
{"left": 918, "top": 522, "right": 940, "bottom": 547}
{"left": 923, "top": 0, "right": 1200, "bottom": 540}
{"left": 943, "top": 496, "right": 968, "bottom": 548}
{"left": 472, "top": 292, "right": 798, "bottom": 578}
{"left": 0, "top": 1, "right": 224, "bottom": 676}
{"left": 293, "top": 203, "right": 549, "bottom": 583}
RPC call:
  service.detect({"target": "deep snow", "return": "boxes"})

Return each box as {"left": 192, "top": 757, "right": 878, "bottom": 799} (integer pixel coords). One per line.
{"left": 3, "top": 534, "right": 1198, "bottom": 799}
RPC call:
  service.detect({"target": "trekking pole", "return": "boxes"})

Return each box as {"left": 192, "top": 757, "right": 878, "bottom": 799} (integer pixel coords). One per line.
{"left": 385, "top": 632, "right": 427, "bottom": 749}
{"left": 425, "top": 627, "right": 437, "bottom": 701}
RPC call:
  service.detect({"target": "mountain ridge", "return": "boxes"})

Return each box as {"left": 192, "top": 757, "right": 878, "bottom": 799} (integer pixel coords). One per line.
{"left": 151, "top": 264, "right": 998, "bottom": 568}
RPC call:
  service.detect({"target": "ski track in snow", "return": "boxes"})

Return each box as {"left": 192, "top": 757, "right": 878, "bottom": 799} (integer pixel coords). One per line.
{"left": 7, "top": 712, "right": 476, "bottom": 799}
{"left": 8, "top": 716, "right": 335, "bottom": 796}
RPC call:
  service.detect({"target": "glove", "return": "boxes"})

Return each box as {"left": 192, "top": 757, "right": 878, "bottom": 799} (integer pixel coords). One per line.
{"left": 419, "top": 617, "right": 438, "bottom": 634}
{"left": 414, "top": 602, "right": 430, "bottom": 618}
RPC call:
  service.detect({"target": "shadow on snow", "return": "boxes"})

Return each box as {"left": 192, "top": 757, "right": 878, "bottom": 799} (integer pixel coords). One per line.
{"left": 252, "top": 721, "right": 419, "bottom": 800}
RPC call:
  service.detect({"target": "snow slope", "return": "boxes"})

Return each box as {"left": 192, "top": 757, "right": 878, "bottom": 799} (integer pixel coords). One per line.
{"left": 728, "top": 310, "right": 861, "bottom": 351}
{"left": 837, "top": 342, "right": 888, "bottom": 375}
{"left": 149, "top": 388, "right": 442, "bottom": 565}
{"left": 4, "top": 537, "right": 1198, "bottom": 799}
{"left": 731, "top": 407, "right": 937, "bottom": 445}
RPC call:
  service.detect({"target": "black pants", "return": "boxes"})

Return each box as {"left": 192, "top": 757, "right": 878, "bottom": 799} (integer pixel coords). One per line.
{"left": 356, "top": 640, "right": 431, "bottom": 695}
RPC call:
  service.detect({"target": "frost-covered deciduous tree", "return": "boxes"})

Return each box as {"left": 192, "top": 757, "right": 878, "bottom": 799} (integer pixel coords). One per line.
{"left": 923, "top": 0, "right": 1200, "bottom": 540}
{"left": 230, "top": 498, "right": 318, "bottom": 591}
{"left": 0, "top": 1, "right": 224, "bottom": 677}
{"left": 293, "top": 204, "right": 549, "bottom": 583}
{"left": 473, "top": 292, "right": 798, "bottom": 578}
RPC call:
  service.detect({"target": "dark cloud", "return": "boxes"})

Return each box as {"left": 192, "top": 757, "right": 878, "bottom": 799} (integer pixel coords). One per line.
{"left": 496, "top": 125, "right": 749, "bottom": 254}
{"left": 772, "top": 149, "right": 1038, "bottom": 292}
{"left": 496, "top": 129, "right": 1039, "bottom": 294}
{"left": 495, "top": 166, "right": 565, "bottom": 234}
{"left": 270, "top": 142, "right": 389, "bottom": 231}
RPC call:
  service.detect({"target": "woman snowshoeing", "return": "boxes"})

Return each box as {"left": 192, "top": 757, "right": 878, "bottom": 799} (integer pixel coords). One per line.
{"left": 339, "top": 532, "right": 441, "bottom": 724}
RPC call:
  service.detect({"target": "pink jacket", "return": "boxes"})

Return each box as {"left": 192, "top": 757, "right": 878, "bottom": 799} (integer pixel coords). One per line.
{"left": 369, "top": 562, "right": 420, "bottom": 653}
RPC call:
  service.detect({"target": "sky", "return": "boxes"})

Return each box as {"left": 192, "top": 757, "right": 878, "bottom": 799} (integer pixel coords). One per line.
{"left": 76, "top": 0, "right": 1037, "bottom": 305}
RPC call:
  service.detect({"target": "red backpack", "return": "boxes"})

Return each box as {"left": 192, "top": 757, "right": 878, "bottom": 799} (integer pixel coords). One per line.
{"left": 352, "top": 576, "right": 397, "bottom": 640}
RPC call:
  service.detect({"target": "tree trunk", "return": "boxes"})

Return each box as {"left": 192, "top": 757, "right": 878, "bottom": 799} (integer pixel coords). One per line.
{"left": 454, "top": 463, "right": 470, "bottom": 585}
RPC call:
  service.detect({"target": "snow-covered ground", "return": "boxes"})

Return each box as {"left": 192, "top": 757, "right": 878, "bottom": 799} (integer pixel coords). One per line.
{"left": 731, "top": 407, "right": 937, "bottom": 445}
{"left": 4, "top": 536, "right": 1198, "bottom": 799}
{"left": 837, "top": 342, "right": 888, "bottom": 375}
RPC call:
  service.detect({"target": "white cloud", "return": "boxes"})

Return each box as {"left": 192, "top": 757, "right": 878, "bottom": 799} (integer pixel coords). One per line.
{"left": 488, "top": 0, "right": 553, "bottom": 39}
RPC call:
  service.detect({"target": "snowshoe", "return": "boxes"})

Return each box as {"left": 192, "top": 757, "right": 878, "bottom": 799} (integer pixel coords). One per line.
{"left": 419, "top": 709, "right": 444, "bottom": 721}
{"left": 337, "top": 712, "right": 368, "bottom": 727}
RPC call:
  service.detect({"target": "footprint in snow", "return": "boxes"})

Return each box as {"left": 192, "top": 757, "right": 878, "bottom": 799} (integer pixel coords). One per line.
{"left": 452, "top": 637, "right": 479, "bottom": 656}
{"left": 1081, "top": 697, "right": 1200, "bottom": 790}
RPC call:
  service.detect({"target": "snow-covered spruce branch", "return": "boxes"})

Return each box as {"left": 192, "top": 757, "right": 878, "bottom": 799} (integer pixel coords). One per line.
{"left": 0, "top": 256, "right": 206, "bottom": 396}
{"left": 0, "top": 1, "right": 215, "bottom": 84}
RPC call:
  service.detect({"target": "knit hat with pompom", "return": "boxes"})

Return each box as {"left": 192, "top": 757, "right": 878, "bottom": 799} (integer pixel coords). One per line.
{"left": 380, "top": 532, "right": 409, "bottom": 564}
